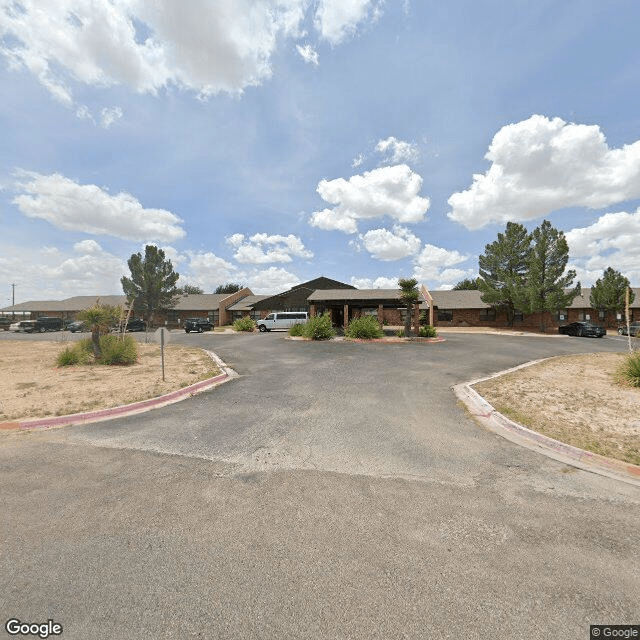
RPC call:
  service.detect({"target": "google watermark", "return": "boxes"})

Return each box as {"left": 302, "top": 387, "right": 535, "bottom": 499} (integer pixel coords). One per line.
{"left": 5, "top": 619, "right": 63, "bottom": 638}
{"left": 591, "top": 626, "right": 639, "bottom": 639}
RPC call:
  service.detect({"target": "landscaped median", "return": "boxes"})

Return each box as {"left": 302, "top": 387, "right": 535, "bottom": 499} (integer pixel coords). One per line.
{"left": 0, "top": 341, "right": 232, "bottom": 430}
{"left": 455, "top": 352, "right": 640, "bottom": 484}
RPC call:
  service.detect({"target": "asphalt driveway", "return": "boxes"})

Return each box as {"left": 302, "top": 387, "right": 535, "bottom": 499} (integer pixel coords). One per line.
{"left": 1, "top": 331, "right": 638, "bottom": 639}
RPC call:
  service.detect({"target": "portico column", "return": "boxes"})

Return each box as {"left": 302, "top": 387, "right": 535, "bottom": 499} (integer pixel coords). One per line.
{"left": 344, "top": 304, "right": 349, "bottom": 329}
{"left": 310, "top": 304, "right": 316, "bottom": 317}
{"left": 378, "top": 304, "right": 384, "bottom": 325}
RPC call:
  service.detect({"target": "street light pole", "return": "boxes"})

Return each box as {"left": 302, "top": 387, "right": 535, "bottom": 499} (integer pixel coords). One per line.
{"left": 11, "top": 283, "right": 15, "bottom": 319}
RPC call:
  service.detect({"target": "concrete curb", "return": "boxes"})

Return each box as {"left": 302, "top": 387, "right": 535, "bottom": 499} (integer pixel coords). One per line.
{"left": 453, "top": 357, "right": 640, "bottom": 487}
{"left": 0, "top": 349, "right": 238, "bottom": 432}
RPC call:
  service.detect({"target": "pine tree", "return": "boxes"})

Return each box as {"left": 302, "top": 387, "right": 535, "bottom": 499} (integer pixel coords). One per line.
{"left": 121, "top": 245, "right": 180, "bottom": 327}
{"left": 523, "top": 220, "right": 580, "bottom": 331}
{"left": 452, "top": 277, "right": 481, "bottom": 290}
{"left": 478, "top": 222, "right": 531, "bottom": 325}
{"left": 590, "top": 267, "right": 635, "bottom": 315}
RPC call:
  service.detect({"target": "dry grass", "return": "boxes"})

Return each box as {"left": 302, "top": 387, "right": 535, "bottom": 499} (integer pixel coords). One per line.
{"left": 474, "top": 352, "right": 640, "bottom": 465}
{"left": 0, "top": 341, "right": 220, "bottom": 422}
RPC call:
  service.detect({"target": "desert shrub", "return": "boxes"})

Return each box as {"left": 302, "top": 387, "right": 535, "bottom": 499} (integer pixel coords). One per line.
{"left": 97, "top": 334, "right": 139, "bottom": 365}
{"left": 396, "top": 329, "right": 405, "bottom": 337}
{"left": 302, "top": 314, "right": 335, "bottom": 340}
{"left": 345, "top": 315, "right": 383, "bottom": 339}
{"left": 57, "top": 346, "right": 81, "bottom": 366}
{"left": 56, "top": 340, "right": 92, "bottom": 366}
{"left": 419, "top": 325, "right": 437, "bottom": 338}
{"left": 288, "top": 322, "right": 305, "bottom": 337}
{"left": 233, "top": 316, "right": 256, "bottom": 332}
{"left": 619, "top": 352, "right": 640, "bottom": 387}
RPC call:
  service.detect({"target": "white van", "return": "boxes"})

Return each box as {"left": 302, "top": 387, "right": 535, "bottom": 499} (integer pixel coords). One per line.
{"left": 257, "top": 312, "right": 308, "bottom": 332}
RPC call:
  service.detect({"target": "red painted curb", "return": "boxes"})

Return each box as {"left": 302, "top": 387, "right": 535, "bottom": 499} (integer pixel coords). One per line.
{"left": 0, "top": 372, "right": 229, "bottom": 431}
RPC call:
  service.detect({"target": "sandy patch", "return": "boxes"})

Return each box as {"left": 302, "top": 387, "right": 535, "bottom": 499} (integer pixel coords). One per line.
{"left": 0, "top": 341, "right": 220, "bottom": 421}
{"left": 474, "top": 352, "right": 640, "bottom": 465}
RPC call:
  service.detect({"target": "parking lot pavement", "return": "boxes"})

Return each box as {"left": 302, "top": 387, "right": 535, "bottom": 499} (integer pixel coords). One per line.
{"left": 1, "top": 331, "right": 638, "bottom": 639}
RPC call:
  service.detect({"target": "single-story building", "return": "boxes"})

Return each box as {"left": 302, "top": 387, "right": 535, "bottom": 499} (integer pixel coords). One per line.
{"left": 307, "top": 289, "right": 423, "bottom": 332}
{"left": 424, "top": 287, "right": 640, "bottom": 331}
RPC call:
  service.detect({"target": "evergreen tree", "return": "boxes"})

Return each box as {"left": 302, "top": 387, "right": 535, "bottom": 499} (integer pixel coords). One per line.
{"left": 590, "top": 267, "right": 634, "bottom": 315}
{"left": 178, "top": 284, "right": 204, "bottom": 295}
{"left": 452, "top": 277, "right": 481, "bottom": 290}
{"left": 214, "top": 283, "right": 243, "bottom": 294}
{"left": 398, "top": 277, "right": 419, "bottom": 337}
{"left": 121, "top": 245, "right": 180, "bottom": 326}
{"left": 523, "top": 220, "right": 580, "bottom": 331}
{"left": 478, "top": 222, "right": 531, "bottom": 325}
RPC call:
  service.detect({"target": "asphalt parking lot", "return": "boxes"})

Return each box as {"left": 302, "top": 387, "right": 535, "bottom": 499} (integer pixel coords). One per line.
{"left": 1, "top": 330, "right": 638, "bottom": 639}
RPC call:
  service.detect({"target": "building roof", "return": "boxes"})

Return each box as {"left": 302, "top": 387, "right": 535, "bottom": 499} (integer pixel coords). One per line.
{"left": 251, "top": 276, "right": 355, "bottom": 310}
{"left": 569, "top": 287, "right": 640, "bottom": 309}
{"left": 308, "top": 289, "right": 426, "bottom": 303}
{"left": 226, "top": 295, "right": 270, "bottom": 311}
{"left": 0, "top": 295, "right": 127, "bottom": 312}
{"left": 173, "top": 294, "right": 230, "bottom": 311}
{"left": 427, "top": 289, "right": 490, "bottom": 310}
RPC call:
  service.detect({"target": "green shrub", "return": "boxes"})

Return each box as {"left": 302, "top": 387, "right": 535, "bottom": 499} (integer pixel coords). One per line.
{"left": 302, "top": 314, "right": 335, "bottom": 340}
{"left": 419, "top": 325, "right": 437, "bottom": 338}
{"left": 619, "top": 352, "right": 640, "bottom": 387}
{"left": 97, "top": 334, "right": 139, "bottom": 365}
{"left": 56, "top": 340, "right": 92, "bottom": 366}
{"left": 233, "top": 316, "right": 256, "bottom": 332}
{"left": 396, "top": 329, "right": 405, "bottom": 337}
{"left": 345, "top": 315, "right": 383, "bottom": 339}
{"left": 288, "top": 322, "right": 306, "bottom": 337}
{"left": 57, "top": 346, "right": 81, "bottom": 366}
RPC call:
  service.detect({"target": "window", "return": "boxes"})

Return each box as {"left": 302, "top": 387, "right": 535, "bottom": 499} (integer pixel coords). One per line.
{"left": 480, "top": 308, "right": 496, "bottom": 321}
{"left": 437, "top": 309, "right": 453, "bottom": 322}
{"left": 598, "top": 309, "right": 606, "bottom": 320}
{"left": 554, "top": 309, "right": 568, "bottom": 322}
{"left": 578, "top": 311, "right": 585, "bottom": 321}
{"left": 513, "top": 310, "right": 524, "bottom": 322}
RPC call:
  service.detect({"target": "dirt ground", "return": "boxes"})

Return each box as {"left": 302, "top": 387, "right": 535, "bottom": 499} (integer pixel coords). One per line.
{"left": 0, "top": 341, "right": 220, "bottom": 422}
{"left": 474, "top": 352, "right": 640, "bottom": 465}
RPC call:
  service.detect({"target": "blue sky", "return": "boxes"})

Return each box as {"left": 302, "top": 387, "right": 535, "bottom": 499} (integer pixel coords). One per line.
{"left": 2, "top": 0, "right": 640, "bottom": 304}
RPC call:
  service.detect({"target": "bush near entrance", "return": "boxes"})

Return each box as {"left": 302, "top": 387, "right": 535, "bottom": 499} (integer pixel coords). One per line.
{"left": 345, "top": 315, "right": 384, "bottom": 339}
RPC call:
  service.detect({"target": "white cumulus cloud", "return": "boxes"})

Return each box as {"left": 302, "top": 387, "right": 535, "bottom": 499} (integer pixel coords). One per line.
{"left": 310, "top": 164, "right": 430, "bottom": 234}
{"left": 227, "top": 232, "right": 313, "bottom": 264}
{"left": 245, "top": 266, "right": 300, "bottom": 294}
{"left": 315, "top": 0, "right": 380, "bottom": 45}
{"left": 183, "top": 251, "right": 238, "bottom": 291}
{"left": 350, "top": 276, "right": 399, "bottom": 289}
{"left": 448, "top": 115, "right": 640, "bottom": 229}
{"left": 296, "top": 43, "right": 319, "bottom": 65}
{"left": 362, "top": 225, "right": 422, "bottom": 261}
{"left": 12, "top": 171, "right": 185, "bottom": 242}
{"left": 413, "top": 244, "right": 471, "bottom": 282}
{"left": 565, "top": 207, "right": 640, "bottom": 285}
{"left": 375, "top": 136, "right": 419, "bottom": 164}
{"left": 0, "top": 0, "right": 383, "bottom": 105}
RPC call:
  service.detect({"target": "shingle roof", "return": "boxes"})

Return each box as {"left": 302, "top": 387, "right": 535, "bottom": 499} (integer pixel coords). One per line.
{"left": 307, "top": 289, "right": 426, "bottom": 302}
{"left": 226, "top": 295, "right": 270, "bottom": 311}
{"left": 428, "top": 290, "right": 490, "bottom": 310}
{"left": 173, "top": 294, "right": 229, "bottom": 311}
{"left": 568, "top": 287, "right": 640, "bottom": 309}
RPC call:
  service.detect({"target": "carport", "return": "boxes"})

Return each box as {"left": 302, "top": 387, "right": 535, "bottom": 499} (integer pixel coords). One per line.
{"left": 307, "top": 289, "right": 423, "bottom": 332}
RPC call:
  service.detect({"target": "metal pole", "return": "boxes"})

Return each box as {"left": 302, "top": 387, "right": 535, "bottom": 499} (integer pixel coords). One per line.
{"left": 161, "top": 328, "right": 165, "bottom": 381}
{"left": 11, "top": 283, "right": 15, "bottom": 319}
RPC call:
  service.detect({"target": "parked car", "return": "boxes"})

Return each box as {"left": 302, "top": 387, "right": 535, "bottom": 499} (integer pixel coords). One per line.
{"left": 11, "top": 320, "right": 37, "bottom": 332}
{"left": 67, "top": 320, "right": 86, "bottom": 333}
{"left": 0, "top": 317, "right": 12, "bottom": 330}
{"left": 34, "top": 316, "right": 63, "bottom": 332}
{"left": 617, "top": 321, "right": 640, "bottom": 336}
{"left": 184, "top": 318, "right": 213, "bottom": 333}
{"left": 257, "top": 312, "right": 308, "bottom": 332}
{"left": 125, "top": 318, "right": 147, "bottom": 332}
{"left": 558, "top": 321, "right": 606, "bottom": 338}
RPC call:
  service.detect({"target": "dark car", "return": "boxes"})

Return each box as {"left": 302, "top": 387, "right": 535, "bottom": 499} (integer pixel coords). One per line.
{"left": 0, "top": 317, "right": 11, "bottom": 331}
{"left": 618, "top": 321, "right": 640, "bottom": 336}
{"left": 125, "top": 318, "right": 147, "bottom": 332}
{"left": 184, "top": 318, "right": 213, "bottom": 333}
{"left": 34, "top": 316, "right": 63, "bottom": 332}
{"left": 67, "top": 321, "right": 86, "bottom": 333}
{"left": 558, "top": 321, "right": 606, "bottom": 338}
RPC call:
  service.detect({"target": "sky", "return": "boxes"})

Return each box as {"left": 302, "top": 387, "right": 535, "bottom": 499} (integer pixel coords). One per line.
{"left": 1, "top": 0, "right": 640, "bottom": 305}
